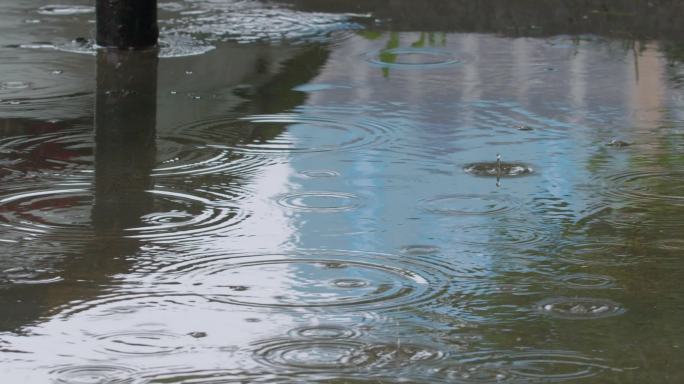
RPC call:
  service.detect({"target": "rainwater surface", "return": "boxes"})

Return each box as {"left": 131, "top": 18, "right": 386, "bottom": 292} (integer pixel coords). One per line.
{"left": 1, "top": 1, "right": 684, "bottom": 383}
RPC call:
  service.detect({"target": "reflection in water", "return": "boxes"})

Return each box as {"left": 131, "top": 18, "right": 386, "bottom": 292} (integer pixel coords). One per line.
{"left": 2, "top": 1, "right": 684, "bottom": 383}
{"left": 93, "top": 48, "right": 158, "bottom": 241}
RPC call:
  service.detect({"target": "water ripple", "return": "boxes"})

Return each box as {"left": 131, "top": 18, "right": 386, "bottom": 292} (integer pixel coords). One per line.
{"left": 556, "top": 242, "right": 647, "bottom": 266}
{"left": 0, "top": 188, "right": 245, "bottom": 242}
{"left": 444, "top": 350, "right": 612, "bottom": 383}
{"left": 50, "top": 364, "right": 136, "bottom": 384}
{"left": 455, "top": 224, "right": 546, "bottom": 246}
{"left": 399, "top": 245, "right": 441, "bottom": 256}
{"left": 150, "top": 250, "right": 456, "bottom": 311}
{"left": 1, "top": 81, "right": 32, "bottom": 91}
{"left": 558, "top": 274, "right": 616, "bottom": 289}
{"left": 288, "top": 325, "right": 360, "bottom": 340}
{"left": 365, "top": 48, "right": 463, "bottom": 69}
{"left": 601, "top": 170, "right": 684, "bottom": 206}
{"left": 421, "top": 194, "right": 519, "bottom": 216}
{"left": 37, "top": 5, "right": 94, "bottom": 16}
{"left": 0, "top": 126, "right": 276, "bottom": 179}
{"left": 254, "top": 339, "right": 446, "bottom": 372}
{"left": 276, "top": 191, "right": 362, "bottom": 212}
{"left": 0, "top": 127, "right": 93, "bottom": 181}
{"left": 299, "top": 169, "right": 340, "bottom": 178}
{"left": 161, "top": 1, "right": 360, "bottom": 45}
{"left": 254, "top": 339, "right": 369, "bottom": 370}
{"left": 536, "top": 297, "right": 626, "bottom": 319}
{"left": 94, "top": 330, "right": 185, "bottom": 356}
{"left": 0, "top": 266, "right": 63, "bottom": 286}
{"left": 182, "top": 112, "right": 396, "bottom": 154}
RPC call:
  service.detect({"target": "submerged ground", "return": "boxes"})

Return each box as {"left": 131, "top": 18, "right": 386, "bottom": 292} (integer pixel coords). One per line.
{"left": 1, "top": 1, "right": 684, "bottom": 383}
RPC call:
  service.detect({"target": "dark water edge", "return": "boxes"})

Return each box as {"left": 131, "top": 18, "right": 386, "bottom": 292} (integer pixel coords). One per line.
{"left": 1, "top": 1, "right": 684, "bottom": 383}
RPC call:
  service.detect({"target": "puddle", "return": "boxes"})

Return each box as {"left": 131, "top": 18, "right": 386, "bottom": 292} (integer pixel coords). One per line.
{"left": 1, "top": 3, "right": 684, "bottom": 383}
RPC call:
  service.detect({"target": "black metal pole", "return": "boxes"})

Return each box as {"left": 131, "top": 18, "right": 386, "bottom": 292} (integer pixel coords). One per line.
{"left": 96, "top": 0, "right": 158, "bottom": 49}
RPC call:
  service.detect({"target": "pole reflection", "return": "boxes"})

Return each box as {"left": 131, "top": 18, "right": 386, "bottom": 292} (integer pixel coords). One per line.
{"left": 92, "top": 49, "right": 157, "bottom": 242}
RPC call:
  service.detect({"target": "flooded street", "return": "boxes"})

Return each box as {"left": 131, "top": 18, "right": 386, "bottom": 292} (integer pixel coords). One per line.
{"left": 2, "top": 1, "right": 684, "bottom": 383}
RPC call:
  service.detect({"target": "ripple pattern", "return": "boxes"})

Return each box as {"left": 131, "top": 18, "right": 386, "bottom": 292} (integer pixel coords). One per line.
{"left": 299, "top": 170, "right": 340, "bottom": 178}
{"left": 183, "top": 113, "right": 396, "bottom": 154}
{"left": 422, "top": 194, "right": 518, "bottom": 216}
{"left": 254, "top": 338, "right": 446, "bottom": 373}
{"left": 399, "top": 245, "right": 441, "bottom": 255}
{"left": 50, "top": 364, "right": 136, "bottom": 384}
{"left": 557, "top": 242, "right": 646, "bottom": 266}
{"left": 1, "top": 81, "right": 32, "bottom": 91}
{"left": 456, "top": 224, "right": 546, "bottom": 246}
{"left": 161, "top": 0, "right": 360, "bottom": 45}
{"left": 151, "top": 250, "right": 455, "bottom": 311}
{"left": 0, "top": 126, "right": 275, "bottom": 179}
{"left": 0, "top": 267, "right": 63, "bottom": 286}
{"left": 602, "top": 171, "right": 684, "bottom": 206}
{"left": 0, "top": 128, "right": 93, "bottom": 181}
{"left": 95, "top": 330, "right": 184, "bottom": 356}
{"left": 445, "top": 350, "right": 611, "bottom": 383}
{"left": 0, "top": 188, "right": 245, "bottom": 242}
{"left": 254, "top": 339, "right": 369, "bottom": 370}
{"left": 37, "top": 5, "right": 94, "bottom": 16}
{"left": 559, "top": 274, "right": 616, "bottom": 289}
{"left": 289, "top": 325, "right": 360, "bottom": 339}
{"left": 276, "top": 191, "right": 362, "bottom": 212}
{"left": 536, "top": 297, "right": 626, "bottom": 319}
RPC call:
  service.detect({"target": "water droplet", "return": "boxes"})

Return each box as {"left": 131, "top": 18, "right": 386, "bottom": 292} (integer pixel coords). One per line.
{"left": 464, "top": 162, "right": 534, "bottom": 177}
